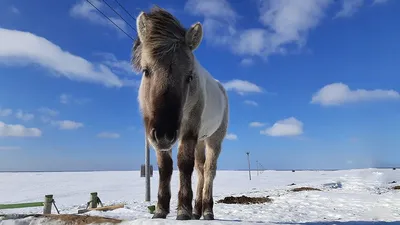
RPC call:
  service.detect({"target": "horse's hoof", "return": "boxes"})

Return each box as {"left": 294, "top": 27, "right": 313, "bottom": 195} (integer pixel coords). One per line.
{"left": 192, "top": 214, "right": 201, "bottom": 220}
{"left": 176, "top": 214, "right": 192, "bottom": 220}
{"left": 203, "top": 214, "right": 214, "bottom": 220}
{"left": 152, "top": 213, "right": 167, "bottom": 219}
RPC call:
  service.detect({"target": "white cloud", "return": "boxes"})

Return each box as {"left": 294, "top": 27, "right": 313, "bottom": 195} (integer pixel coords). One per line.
{"left": 240, "top": 58, "right": 254, "bottom": 66}
{"left": 184, "top": 0, "right": 237, "bottom": 46}
{"left": 335, "top": 0, "right": 390, "bottom": 18}
{"left": 94, "top": 52, "right": 137, "bottom": 76}
{"left": 244, "top": 100, "right": 258, "bottom": 106}
{"left": 60, "top": 94, "right": 70, "bottom": 104}
{"left": 225, "top": 133, "right": 238, "bottom": 140}
{"left": 121, "top": 78, "right": 140, "bottom": 88}
{"left": 334, "top": 0, "right": 365, "bottom": 18}
{"left": 223, "top": 79, "right": 263, "bottom": 95}
{"left": 0, "top": 28, "right": 123, "bottom": 87}
{"left": 38, "top": 107, "right": 59, "bottom": 117}
{"left": 70, "top": 0, "right": 128, "bottom": 36}
{"left": 51, "top": 120, "right": 84, "bottom": 130}
{"left": 10, "top": 6, "right": 20, "bottom": 14}
{"left": 185, "top": 0, "right": 332, "bottom": 59}
{"left": 252, "top": 0, "right": 332, "bottom": 57}
{"left": 0, "top": 121, "right": 42, "bottom": 137}
{"left": 0, "top": 108, "right": 12, "bottom": 117}
{"left": 311, "top": 83, "right": 400, "bottom": 106}
{"left": 373, "top": 0, "right": 389, "bottom": 4}
{"left": 249, "top": 122, "right": 266, "bottom": 127}
{"left": 15, "top": 110, "right": 34, "bottom": 121}
{"left": 0, "top": 146, "right": 21, "bottom": 150}
{"left": 260, "top": 117, "right": 303, "bottom": 137}
{"left": 60, "top": 94, "right": 91, "bottom": 105}
{"left": 97, "top": 132, "right": 120, "bottom": 139}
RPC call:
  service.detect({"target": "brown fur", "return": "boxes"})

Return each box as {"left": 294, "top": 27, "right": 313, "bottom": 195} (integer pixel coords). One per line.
{"left": 133, "top": 6, "right": 229, "bottom": 220}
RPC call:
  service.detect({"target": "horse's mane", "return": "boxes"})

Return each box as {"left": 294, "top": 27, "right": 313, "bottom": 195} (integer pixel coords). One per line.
{"left": 131, "top": 6, "right": 187, "bottom": 72}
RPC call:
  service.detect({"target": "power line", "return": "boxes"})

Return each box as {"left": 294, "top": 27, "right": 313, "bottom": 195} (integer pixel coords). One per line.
{"left": 101, "top": 0, "right": 137, "bottom": 33}
{"left": 113, "top": 0, "right": 137, "bottom": 22}
{"left": 85, "top": 0, "right": 134, "bottom": 40}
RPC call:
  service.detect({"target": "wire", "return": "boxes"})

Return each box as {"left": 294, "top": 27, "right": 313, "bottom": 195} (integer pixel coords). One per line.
{"left": 85, "top": 0, "right": 134, "bottom": 40}
{"left": 113, "top": 0, "right": 137, "bottom": 22}
{"left": 101, "top": 0, "right": 137, "bottom": 33}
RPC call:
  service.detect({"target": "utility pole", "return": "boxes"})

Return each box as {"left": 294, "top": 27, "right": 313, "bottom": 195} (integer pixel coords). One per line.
{"left": 246, "top": 152, "right": 251, "bottom": 180}
{"left": 145, "top": 135, "right": 150, "bottom": 202}
{"left": 256, "top": 160, "right": 259, "bottom": 176}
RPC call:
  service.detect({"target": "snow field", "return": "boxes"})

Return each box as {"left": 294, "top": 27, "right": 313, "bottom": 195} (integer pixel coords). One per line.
{"left": 0, "top": 168, "right": 399, "bottom": 224}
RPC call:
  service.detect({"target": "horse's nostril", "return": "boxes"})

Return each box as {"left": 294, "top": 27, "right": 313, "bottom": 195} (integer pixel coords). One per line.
{"left": 151, "top": 128, "right": 158, "bottom": 143}
{"left": 169, "top": 130, "right": 178, "bottom": 144}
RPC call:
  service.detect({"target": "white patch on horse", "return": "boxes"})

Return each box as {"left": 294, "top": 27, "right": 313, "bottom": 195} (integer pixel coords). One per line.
{"left": 194, "top": 58, "right": 226, "bottom": 140}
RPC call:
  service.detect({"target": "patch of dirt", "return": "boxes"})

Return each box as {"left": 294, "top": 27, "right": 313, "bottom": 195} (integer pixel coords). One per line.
{"left": 1, "top": 214, "right": 122, "bottom": 225}
{"left": 291, "top": 187, "right": 322, "bottom": 192}
{"left": 216, "top": 195, "right": 272, "bottom": 204}
{"left": 393, "top": 185, "right": 400, "bottom": 190}
{"left": 47, "top": 214, "right": 122, "bottom": 224}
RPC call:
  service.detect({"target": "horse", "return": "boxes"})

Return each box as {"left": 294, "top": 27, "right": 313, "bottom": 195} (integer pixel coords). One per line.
{"left": 131, "top": 6, "right": 229, "bottom": 221}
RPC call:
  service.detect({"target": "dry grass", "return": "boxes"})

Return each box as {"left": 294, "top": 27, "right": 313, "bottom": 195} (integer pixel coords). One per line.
{"left": 217, "top": 195, "right": 273, "bottom": 204}
{"left": 291, "top": 187, "right": 322, "bottom": 192}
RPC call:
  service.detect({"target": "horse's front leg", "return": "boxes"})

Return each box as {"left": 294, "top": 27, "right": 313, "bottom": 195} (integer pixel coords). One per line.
{"left": 176, "top": 136, "right": 197, "bottom": 220}
{"left": 152, "top": 150, "right": 173, "bottom": 219}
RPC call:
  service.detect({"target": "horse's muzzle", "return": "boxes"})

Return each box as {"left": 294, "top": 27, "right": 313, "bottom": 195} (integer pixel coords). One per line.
{"left": 150, "top": 128, "right": 178, "bottom": 150}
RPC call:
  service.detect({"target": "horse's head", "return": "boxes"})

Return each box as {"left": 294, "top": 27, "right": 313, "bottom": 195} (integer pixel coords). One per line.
{"left": 132, "top": 6, "right": 203, "bottom": 151}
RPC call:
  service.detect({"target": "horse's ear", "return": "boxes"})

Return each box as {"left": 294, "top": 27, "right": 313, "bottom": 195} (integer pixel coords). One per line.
{"left": 185, "top": 22, "right": 203, "bottom": 51}
{"left": 136, "top": 12, "right": 148, "bottom": 41}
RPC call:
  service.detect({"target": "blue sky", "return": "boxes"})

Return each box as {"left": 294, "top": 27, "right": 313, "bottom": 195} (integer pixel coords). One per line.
{"left": 0, "top": 0, "right": 399, "bottom": 171}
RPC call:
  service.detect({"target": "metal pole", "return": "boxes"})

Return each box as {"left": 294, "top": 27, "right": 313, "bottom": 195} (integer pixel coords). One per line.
{"left": 256, "top": 160, "right": 259, "bottom": 176}
{"left": 246, "top": 152, "right": 251, "bottom": 180}
{"left": 145, "top": 135, "right": 150, "bottom": 202}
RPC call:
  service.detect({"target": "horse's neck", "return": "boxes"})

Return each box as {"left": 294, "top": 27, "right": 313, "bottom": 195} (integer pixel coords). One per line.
{"left": 193, "top": 57, "right": 214, "bottom": 86}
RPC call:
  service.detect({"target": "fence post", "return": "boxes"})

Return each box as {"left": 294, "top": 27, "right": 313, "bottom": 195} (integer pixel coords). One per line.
{"left": 43, "top": 195, "right": 53, "bottom": 214}
{"left": 90, "top": 192, "right": 98, "bottom": 208}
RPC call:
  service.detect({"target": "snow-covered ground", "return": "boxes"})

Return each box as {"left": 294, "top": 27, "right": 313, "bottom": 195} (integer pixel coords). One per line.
{"left": 0, "top": 168, "right": 399, "bottom": 224}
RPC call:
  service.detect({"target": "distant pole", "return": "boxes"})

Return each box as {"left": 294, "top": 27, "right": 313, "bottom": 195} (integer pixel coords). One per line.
{"left": 145, "top": 135, "right": 150, "bottom": 202}
{"left": 246, "top": 152, "right": 251, "bottom": 180}
{"left": 256, "top": 160, "right": 259, "bottom": 176}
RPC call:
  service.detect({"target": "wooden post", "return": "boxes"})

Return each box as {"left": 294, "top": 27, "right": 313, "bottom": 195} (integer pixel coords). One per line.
{"left": 43, "top": 195, "right": 53, "bottom": 214}
{"left": 90, "top": 192, "right": 98, "bottom": 208}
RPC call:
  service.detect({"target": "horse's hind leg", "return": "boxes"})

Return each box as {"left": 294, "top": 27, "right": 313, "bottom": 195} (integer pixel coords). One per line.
{"left": 193, "top": 141, "right": 205, "bottom": 220}
{"left": 202, "top": 136, "right": 222, "bottom": 220}
{"left": 202, "top": 84, "right": 228, "bottom": 220}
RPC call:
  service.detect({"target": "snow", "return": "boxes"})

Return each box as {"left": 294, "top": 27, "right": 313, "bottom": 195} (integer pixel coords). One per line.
{"left": 0, "top": 168, "right": 399, "bottom": 224}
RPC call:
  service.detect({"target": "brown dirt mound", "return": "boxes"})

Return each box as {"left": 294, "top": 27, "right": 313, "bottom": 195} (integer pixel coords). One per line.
{"left": 393, "top": 185, "right": 400, "bottom": 190}
{"left": 216, "top": 195, "right": 272, "bottom": 204}
{"left": 48, "top": 214, "right": 122, "bottom": 224}
{"left": 291, "top": 187, "right": 322, "bottom": 192}
{"left": 1, "top": 214, "right": 122, "bottom": 225}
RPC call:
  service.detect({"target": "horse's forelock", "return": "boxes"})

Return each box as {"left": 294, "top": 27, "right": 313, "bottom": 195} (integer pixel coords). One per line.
{"left": 131, "top": 6, "right": 188, "bottom": 72}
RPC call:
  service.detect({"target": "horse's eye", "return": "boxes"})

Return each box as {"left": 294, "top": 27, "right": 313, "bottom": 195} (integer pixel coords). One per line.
{"left": 143, "top": 68, "right": 150, "bottom": 77}
{"left": 187, "top": 75, "right": 193, "bottom": 83}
